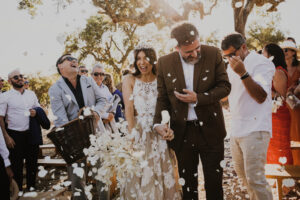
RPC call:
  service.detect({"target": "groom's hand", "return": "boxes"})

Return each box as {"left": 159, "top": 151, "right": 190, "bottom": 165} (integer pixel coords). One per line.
{"left": 174, "top": 89, "right": 197, "bottom": 103}
{"left": 154, "top": 124, "right": 174, "bottom": 141}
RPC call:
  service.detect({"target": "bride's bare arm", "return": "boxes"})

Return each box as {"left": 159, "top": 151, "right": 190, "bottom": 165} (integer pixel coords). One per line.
{"left": 122, "top": 75, "right": 135, "bottom": 132}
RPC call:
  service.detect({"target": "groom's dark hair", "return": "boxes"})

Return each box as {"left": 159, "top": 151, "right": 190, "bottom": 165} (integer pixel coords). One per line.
{"left": 171, "top": 22, "right": 199, "bottom": 46}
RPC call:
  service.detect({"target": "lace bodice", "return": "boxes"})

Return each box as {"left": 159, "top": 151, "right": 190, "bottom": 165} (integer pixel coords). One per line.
{"left": 132, "top": 78, "right": 157, "bottom": 132}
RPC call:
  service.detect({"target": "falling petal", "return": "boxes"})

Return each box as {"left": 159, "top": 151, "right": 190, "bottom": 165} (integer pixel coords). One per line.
{"left": 202, "top": 77, "right": 207, "bottom": 81}
{"left": 178, "top": 178, "right": 185, "bottom": 186}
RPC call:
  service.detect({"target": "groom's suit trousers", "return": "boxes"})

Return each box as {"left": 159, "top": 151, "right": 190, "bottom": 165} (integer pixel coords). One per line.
{"left": 176, "top": 121, "right": 224, "bottom": 200}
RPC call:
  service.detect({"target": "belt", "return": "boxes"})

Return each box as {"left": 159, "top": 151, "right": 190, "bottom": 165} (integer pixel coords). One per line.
{"left": 186, "top": 120, "right": 200, "bottom": 127}
{"left": 7, "top": 129, "right": 30, "bottom": 134}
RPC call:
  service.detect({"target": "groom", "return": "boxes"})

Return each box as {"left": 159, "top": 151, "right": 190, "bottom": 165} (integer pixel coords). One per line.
{"left": 154, "top": 23, "right": 231, "bottom": 200}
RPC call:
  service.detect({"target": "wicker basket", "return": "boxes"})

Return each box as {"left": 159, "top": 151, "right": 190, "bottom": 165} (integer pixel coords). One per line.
{"left": 47, "top": 115, "right": 96, "bottom": 164}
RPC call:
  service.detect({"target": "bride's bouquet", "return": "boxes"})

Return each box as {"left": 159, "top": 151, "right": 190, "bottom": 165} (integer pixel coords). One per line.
{"left": 83, "top": 120, "right": 145, "bottom": 190}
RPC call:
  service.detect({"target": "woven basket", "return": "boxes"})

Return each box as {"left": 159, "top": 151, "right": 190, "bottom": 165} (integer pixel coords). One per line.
{"left": 47, "top": 114, "right": 96, "bottom": 164}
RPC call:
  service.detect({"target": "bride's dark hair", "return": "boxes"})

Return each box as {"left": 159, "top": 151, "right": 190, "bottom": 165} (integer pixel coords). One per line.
{"left": 132, "top": 45, "right": 157, "bottom": 77}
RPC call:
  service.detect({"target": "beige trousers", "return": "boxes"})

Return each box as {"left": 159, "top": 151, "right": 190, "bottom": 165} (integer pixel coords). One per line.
{"left": 230, "top": 131, "right": 273, "bottom": 200}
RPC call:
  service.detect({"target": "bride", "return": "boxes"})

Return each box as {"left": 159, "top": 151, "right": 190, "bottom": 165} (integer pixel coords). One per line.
{"left": 121, "top": 45, "right": 181, "bottom": 200}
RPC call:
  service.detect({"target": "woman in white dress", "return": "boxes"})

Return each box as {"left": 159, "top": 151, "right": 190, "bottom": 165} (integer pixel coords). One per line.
{"left": 121, "top": 45, "right": 181, "bottom": 200}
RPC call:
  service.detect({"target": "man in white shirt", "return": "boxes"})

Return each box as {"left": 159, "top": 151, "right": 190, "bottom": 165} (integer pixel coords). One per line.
{"left": 0, "top": 69, "right": 40, "bottom": 191}
{"left": 221, "top": 33, "right": 275, "bottom": 200}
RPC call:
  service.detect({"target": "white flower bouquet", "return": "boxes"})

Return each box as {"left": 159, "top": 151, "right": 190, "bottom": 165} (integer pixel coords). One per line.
{"left": 83, "top": 120, "right": 145, "bottom": 190}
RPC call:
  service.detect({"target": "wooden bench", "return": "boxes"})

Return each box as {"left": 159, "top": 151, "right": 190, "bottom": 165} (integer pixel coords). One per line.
{"left": 39, "top": 144, "right": 57, "bottom": 158}
{"left": 265, "top": 164, "right": 300, "bottom": 200}
{"left": 291, "top": 141, "right": 300, "bottom": 150}
{"left": 38, "top": 158, "right": 67, "bottom": 167}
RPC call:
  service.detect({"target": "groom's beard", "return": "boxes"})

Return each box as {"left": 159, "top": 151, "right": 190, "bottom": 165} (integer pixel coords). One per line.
{"left": 11, "top": 81, "right": 24, "bottom": 88}
{"left": 182, "top": 51, "right": 201, "bottom": 65}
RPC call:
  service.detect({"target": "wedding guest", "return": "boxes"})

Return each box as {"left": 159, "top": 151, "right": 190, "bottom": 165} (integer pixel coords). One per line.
{"left": 221, "top": 33, "right": 274, "bottom": 200}
{"left": 0, "top": 128, "right": 13, "bottom": 199}
{"left": 0, "top": 76, "right": 4, "bottom": 93}
{"left": 281, "top": 40, "right": 300, "bottom": 165}
{"left": 49, "top": 54, "right": 108, "bottom": 200}
{"left": 122, "top": 45, "right": 181, "bottom": 199}
{"left": 154, "top": 22, "right": 231, "bottom": 200}
{"left": 262, "top": 43, "right": 293, "bottom": 165}
{"left": 0, "top": 69, "right": 44, "bottom": 191}
{"left": 103, "top": 73, "right": 124, "bottom": 122}
{"left": 78, "top": 65, "right": 88, "bottom": 77}
{"left": 91, "top": 64, "right": 115, "bottom": 123}
{"left": 23, "top": 77, "right": 29, "bottom": 89}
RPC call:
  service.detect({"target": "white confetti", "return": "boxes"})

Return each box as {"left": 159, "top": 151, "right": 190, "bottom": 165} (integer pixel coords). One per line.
{"left": 55, "top": 127, "right": 64, "bottom": 132}
{"left": 74, "top": 192, "right": 81, "bottom": 196}
{"left": 205, "top": 70, "right": 209, "bottom": 73}
{"left": 220, "top": 160, "right": 226, "bottom": 168}
{"left": 38, "top": 169, "right": 48, "bottom": 178}
{"left": 83, "top": 107, "right": 92, "bottom": 116}
{"left": 73, "top": 167, "right": 84, "bottom": 178}
{"left": 23, "top": 192, "right": 38, "bottom": 197}
{"left": 62, "top": 181, "right": 72, "bottom": 187}
{"left": 161, "top": 110, "right": 170, "bottom": 124}
{"left": 65, "top": 94, "right": 72, "bottom": 101}
{"left": 199, "top": 121, "right": 203, "bottom": 126}
{"left": 178, "top": 178, "right": 185, "bottom": 186}
{"left": 190, "top": 31, "right": 195, "bottom": 36}
{"left": 279, "top": 157, "right": 287, "bottom": 164}
{"left": 167, "top": 73, "right": 171, "bottom": 77}
{"left": 172, "top": 78, "right": 177, "bottom": 83}
{"left": 202, "top": 77, "right": 207, "bottom": 81}
{"left": 24, "top": 110, "right": 30, "bottom": 117}
{"left": 214, "top": 112, "right": 217, "bottom": 116}
{"left": 204, "top": 92, "right": 209, "bottom": 95}
{"left": 129, "top": 94, "right": 134, "bottom": 101}
{"left": 79, "top": 115, "right": 84, "bottom": 120}
{"left": 235, "top": 2, "right": 243, "bottom": 8}
{"left": 282, "top": 178, "right": 295, "bottom": 187}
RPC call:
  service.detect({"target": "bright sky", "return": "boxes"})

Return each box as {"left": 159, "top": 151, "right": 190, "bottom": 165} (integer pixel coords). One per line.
{"left": 1, "top": 0, "right": 300, "bottom": 78}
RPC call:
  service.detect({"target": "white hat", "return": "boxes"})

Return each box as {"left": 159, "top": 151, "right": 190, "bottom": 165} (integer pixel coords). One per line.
{"left": 280, "top": 40, "right": 300, "bottom": 59}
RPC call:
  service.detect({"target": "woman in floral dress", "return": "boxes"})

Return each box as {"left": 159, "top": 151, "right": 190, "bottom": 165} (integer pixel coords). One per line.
{"left": 121, "top": 45, "right": 181, "bottom": 200}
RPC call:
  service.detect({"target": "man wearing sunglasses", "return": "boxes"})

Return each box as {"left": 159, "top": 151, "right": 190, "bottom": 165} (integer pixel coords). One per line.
{"left": 49, "top": 54, "right": 109, "bottom": 200}
{"left": 0, "top": 69, "right": 41, "bottom": 191}
{"left": 78, "top": 66, "right": 89, "bottom": 77}
{"left": 221, "top": 33, "right": 275, "bottom": 200}
{"left": 91, "top": 64, "right": 115, "bottom": 123}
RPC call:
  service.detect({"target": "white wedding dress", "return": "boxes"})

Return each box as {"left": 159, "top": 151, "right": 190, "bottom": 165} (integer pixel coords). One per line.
{"left": 120, "top": 78, "right": 181, "bottom": 200}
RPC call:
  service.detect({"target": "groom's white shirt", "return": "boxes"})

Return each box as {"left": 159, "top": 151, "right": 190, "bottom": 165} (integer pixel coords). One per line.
{"left": 179, "top": 53, "right": 198, "bottom": 121}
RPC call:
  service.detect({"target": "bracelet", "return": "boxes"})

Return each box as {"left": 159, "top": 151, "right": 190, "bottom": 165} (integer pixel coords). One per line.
{"left": 240, "top": 71, "right": 249, "bottom": 80}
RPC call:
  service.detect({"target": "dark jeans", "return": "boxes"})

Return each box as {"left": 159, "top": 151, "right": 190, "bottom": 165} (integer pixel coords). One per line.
{"left": 7, "top": 129, "right": 39, "bottom": 190}
{"left": 176, "top": 122, "right": 224, "bottom": 200}
{"left": 0, "top": 156, "right": 10, "bottom": 200}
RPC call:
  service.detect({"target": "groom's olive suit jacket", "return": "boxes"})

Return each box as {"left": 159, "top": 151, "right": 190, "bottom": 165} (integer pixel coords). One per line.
{"left": 153, "top": 45, "right": 231, "bottom": 153}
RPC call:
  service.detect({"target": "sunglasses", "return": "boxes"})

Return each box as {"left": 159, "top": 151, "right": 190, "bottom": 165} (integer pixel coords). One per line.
{"left": 58, "top": 56, "right": 77, "bottom": 64}
{"left": 93, "top": 72, "right": 105, "bottom": 77}
{"left": 80, "top": 69, "right": 88, "bottom": 73}
{"left": 0, "top": 79, "right": 4, "bottom": 82}
{"left": 12, "top": 74, "right": 24, "bottom": 80}
{"left": 283, "top": 48, "right": 293, "bottom": 53}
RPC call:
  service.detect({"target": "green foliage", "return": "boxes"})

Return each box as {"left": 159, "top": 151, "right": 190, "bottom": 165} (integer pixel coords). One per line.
{"left": 26, "top": 73, "right": 59, "bottom": 108}
{"left": 18, "top": 0, "right": 43, "bottom": 16}
{"left": 246, "top": 21, "right": 285, "bottom": 51}
{"left": 2, "top": 81, "right": 11, "bottom": 92}
{"left": 64, "top": 15, "right": 139, "bottom": 80}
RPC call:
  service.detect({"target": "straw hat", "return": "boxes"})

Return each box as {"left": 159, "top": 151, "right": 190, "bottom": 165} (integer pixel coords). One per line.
{"left": 10, "top": 179, "right": 19, "bottom": 200}
{"left": 280, "top": 40, "right": 300, "bottom": 59}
